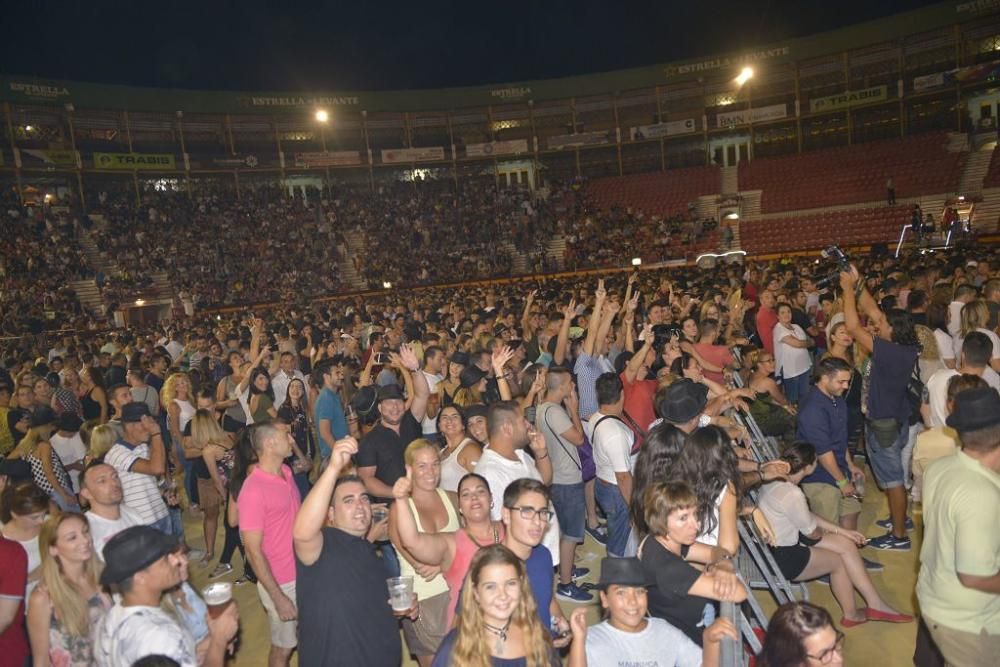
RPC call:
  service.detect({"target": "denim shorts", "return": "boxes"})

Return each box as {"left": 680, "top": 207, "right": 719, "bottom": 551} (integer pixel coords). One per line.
{"left": 865, "top": 419, "right": 907, "bottom": 488}
{"left": 550, "top": 482, "right": 586, "bottom": 542}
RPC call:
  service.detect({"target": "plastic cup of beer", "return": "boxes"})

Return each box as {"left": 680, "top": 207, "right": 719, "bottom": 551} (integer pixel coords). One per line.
{"left": 202, "top": 582, "right": 233, "bottom": 619}
{"left": 386, "top": 576, "right": 414, "bottom": 612}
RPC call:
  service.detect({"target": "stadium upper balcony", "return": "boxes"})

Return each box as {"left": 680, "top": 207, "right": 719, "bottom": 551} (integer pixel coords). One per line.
{"left": 0, "top": 1, "right": 999, "bottom": 191}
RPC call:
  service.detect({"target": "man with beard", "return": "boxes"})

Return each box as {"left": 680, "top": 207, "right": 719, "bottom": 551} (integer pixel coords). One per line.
{"left": 313, "top": 357, "right": 349, "bottom": 464}
{"left": 356, "top": 343, "right": 430, "bottom": 504}
{"left": 293, "top": 436, "right": 410, "bottom": 666}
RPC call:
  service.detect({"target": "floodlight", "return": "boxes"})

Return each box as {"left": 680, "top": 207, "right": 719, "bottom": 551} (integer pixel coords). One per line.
{"left": 735, "top": 67, "right": 754, "bottom": 86}
{"left": 135, "top": 299, "right": 146, "bottom": 306}
{"left": 631, "top": 257, "right": 642, "bottom": 266}
{"left": 383, "top": 281, "right": 392, "bottom": 289}
{"left": 315, "top": 109, "right": 329, "bottom": 123}
{"left": 24, "top": 125, "right": 33, "bottom": 132}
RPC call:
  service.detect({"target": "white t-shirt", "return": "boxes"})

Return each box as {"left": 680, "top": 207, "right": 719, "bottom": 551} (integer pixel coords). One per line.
{"left": 925, "top": 367, "right": 1000, "bottom": 428}
{"left": 947, "top": 301, "right": 965, "bottom": 338}
{"left": 50, "top": 432, "right": 87, "bottom": 492}
{"left": 93, "top": 603, "right": 197, "bottom": 667}
{"left": 104, "top": 441, "right": 168, "bottom": 524}
{"left": 757, "top": 481, "right": 818, "bottom": 547}
{"left": 475, "top": 448, "right": 562, "bottom": 567}
{"left": 773, "top": 322, "right": 811, "bottom": 380}
{"left": 585, "top": 617, "right": 702, "bottom": 667}
{"left": 421, "top": 371, "right": 443, "bottom": 435}
{"left": 87, "top": 506, "right": 144, "bottom": 561}
{"left": 934, "top": 329, "right": 956, "bottom": 362}
{"left": 586, "top": 412, "right": 636, "bottom": 485}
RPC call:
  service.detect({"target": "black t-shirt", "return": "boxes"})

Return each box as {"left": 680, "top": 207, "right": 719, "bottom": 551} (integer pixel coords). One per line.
{"left": 640, "top": 537, "right": 713, "bottom": 646}
{"left": 295, "top": 337, "right": 312, "bottom": 374}
{"left": 296, "top": 527, "right": 401, "bottom": 667}
{"left": 356, "top": 412, "right": 422, "bottom": 503}
{"left": 182, "top": 421, "right": 211, "bottom": 479}
{"left": 791, "top": 308, "right": 813, "bottom": 335}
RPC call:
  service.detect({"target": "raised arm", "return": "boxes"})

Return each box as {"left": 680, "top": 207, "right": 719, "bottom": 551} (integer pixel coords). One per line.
{"left": 398, "top": 343, "right": 429, "bottom": 421}
{"left": 553, "top": 298, "right": 576, "bottom": 366}
{"left": 293, "top": 437, "right": 358, "bottom": 566}
{"left": 624, "top": 324, "right": 653, "bottom": 383}
{"left": 594, "top": 300, "right": 620, "bottom": 358}
{"left": 388, "top": 469, "right": 454, "bottom": 569}
{"left": 581, "top": 279, "right": 607, "bottom": 356}
{"left": 521, "top": 289, "right": 537, "bottom": 340}
{"left": 840, "top": 267, "right": 874, "bottom": 354}
{"left": 492, "top": 345, "right": 515, "bottom": 401}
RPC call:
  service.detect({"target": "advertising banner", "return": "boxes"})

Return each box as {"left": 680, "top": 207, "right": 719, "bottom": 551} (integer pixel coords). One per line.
{"left": 629, "top": 118, "right": 696, "bottom": 140}
{"left": 913, "top": 72, "right": 945, "bottom": 92}
{"left": 465, "top": 139, "right": 529, "bottom": 157}
{"left": 945, "top": 59, "right": 1000, "bottom": 85}
{"left": 380, "top": 147, "right": 445, "bottom": 163}
{"left": 293, "top": 151, "right": 362, "bottom": 167}
{"left": 716, "top": 104, "right": 787, "bottom": 128}
{"left": 809, "top": 85, "right": 887, "bottom": 112}
{"left": 547, "top": 130, "right": 613, "bottom": 149}
{"left": 19, "top": 148, "right": 79, "bottom": 167}
{"left": 93, "top": 152, "right": 177, "bottom": 170}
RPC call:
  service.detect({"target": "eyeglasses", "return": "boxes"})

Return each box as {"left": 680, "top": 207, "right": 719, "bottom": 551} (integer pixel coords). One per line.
{"left": 806, "top": 631, "right": 845, "bottom": 664}
{"left": 507, "top": 505, "right": 554, "bottom": 522}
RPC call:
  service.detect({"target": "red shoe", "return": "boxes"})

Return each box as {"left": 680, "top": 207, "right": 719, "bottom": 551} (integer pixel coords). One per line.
{"left": 840, "top": 613, "right": 869, "bottom": 628}
{"left": 866, "top": 608, "right": 913, "bottom": 623}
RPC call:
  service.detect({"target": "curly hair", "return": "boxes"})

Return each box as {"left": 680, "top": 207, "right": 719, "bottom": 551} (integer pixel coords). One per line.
{"left": 665, "top": 425, "right": 742, "bottom": 540}
{"left": 629, "top": 422, "right": 687, "bottom": 538}
{"left": 451, "top": 544, "right": 552, "bottom": 667}
{"left": 884, "top": 308, "right": 920, "bottom": 349}
{"left": 160, "top": 372, "right": 192, "bottom": 410}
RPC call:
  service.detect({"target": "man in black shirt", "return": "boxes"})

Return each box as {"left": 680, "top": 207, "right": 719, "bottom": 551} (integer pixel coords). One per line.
{"left": 356, "top": 344, "right": 429, "bottom": 504}
{"left": 294, "top": 436, "right": 413, "bottom": 667}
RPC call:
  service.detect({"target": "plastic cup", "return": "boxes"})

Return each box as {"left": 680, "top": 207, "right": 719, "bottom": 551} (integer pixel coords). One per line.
{"left": 387, "top": 576, "right": 414, "bottom": 612}
{"left": 202, "top": 582, "right": 233, "bottom": 619}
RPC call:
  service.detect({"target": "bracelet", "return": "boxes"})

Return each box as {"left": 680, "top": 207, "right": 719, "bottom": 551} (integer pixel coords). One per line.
{"left": 149, "top": 431, "right": 162, "bottom": 437}
{"left": 535, "top": 451, "right": 549, "bottom": 460}
{"left": 835, "top": 478, "right": 849, "bottom": 488}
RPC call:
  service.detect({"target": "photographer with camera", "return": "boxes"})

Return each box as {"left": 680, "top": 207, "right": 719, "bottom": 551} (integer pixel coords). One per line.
{"left": 840, "top": 265, "right": 920, "bottom": 551}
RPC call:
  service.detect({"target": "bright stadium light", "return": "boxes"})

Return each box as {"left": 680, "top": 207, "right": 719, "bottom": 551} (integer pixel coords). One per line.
{"left": 134, "top": 299, "right": 146, "bottom": 306}
{"left": 735, "top": 67, "right": 754, "bottom": 86}
{"left": 383, "top": 281, "right": 392, "bottom": 289}
{"left": 631, "top": 257, "right": 642, "bottom": 266}
{"left": 24, "top": 125, "right": 33, "bottom": 132}
{"left": 315, "top": 109, "right": 329, "bottom": 123}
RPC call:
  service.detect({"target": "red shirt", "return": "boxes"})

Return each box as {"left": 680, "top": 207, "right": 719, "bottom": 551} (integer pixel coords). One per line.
{"left": 620, "top": 371, "right": 658, "bottom": 444}
{"left": 0, "top": 537, "right": 29, "bottom": 665}
{"left": 756, "top": 307, "right": 779, "bottom": 355}
{"left": 692, "top": 343, "right": 733, "bottom": 385}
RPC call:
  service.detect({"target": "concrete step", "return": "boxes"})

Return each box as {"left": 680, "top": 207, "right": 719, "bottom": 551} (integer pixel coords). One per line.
{"left": 721, "top": 165, "right": 738, "bottom": 195}
{"left": 959, "top": 147, "right": 994, "bottom": 196}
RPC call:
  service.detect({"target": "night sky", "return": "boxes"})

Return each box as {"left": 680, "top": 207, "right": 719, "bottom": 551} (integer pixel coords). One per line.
{"left": 2, "top": 0, "right": 942, "bottom": 91}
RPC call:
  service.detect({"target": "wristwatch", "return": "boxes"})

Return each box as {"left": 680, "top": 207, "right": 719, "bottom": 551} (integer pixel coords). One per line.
{"left": 698, "top": 414, "right": 712, "bottom": 428}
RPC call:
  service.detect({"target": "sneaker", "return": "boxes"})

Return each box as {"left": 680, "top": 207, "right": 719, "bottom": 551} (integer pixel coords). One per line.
{"left": 862, "top": 557, "right": 884, "bottom": 572}
{"left": 585, "top": 525, "right": 608, "bottom": 545}
{"left": 571, "top": 567, "right": 591, "bottom": 580}
{"left": 209, "top": 563, "right": 233, "bottom": 579}
{"left": 187, "top": 549, "right": 206, "bottom": 562}
{"left": 234, "top": 573, "right": 254, "bottom": 586}
{"left": 865, "top": 532, "right": 911, "bottom": 551}
{"left": 875, "top": 516, "right": 914, "bottom": 532}
{"left": 556, "top": 583, "right": 594, "bottom": 603}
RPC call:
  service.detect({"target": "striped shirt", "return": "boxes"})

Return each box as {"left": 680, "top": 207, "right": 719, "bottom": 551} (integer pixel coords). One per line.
{"left": 104, "top": 439, "right": 168, "bottom": 525}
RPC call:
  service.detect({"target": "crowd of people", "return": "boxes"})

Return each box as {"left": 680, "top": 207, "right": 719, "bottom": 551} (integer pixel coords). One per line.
{"left": 0, "top": 217, "right": 998, "bottom": 666}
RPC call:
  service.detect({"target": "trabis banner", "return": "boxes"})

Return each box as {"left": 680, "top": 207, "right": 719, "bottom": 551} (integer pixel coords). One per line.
{"left": 93, "top": 152, "right": 177, "bottom": 170}
{"left": 809, "top": 85, "right": 887, "bottom": 113}
{"left": 465, "top": 139, "right": 529, "bottom": 157}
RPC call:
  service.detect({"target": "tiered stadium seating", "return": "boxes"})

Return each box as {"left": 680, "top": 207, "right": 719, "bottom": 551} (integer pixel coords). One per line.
{"left": 739, "top": 206, "right": 912, "bottom": 254}
{"left": 585, "top": 166, "right": 721, "bottom": 217}
{"left": 739, "top": 133, "right": 964, "bottom": 213}
{"left": 983, "top": 144, "right": 1000, "bottom": 189}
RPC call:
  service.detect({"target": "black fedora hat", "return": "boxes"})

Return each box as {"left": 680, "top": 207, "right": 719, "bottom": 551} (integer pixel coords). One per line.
{"left": 595, "top": 557, "right": 647, "bottom": 589}
{"left": 946, "top": 387, "right": 1000, "bottom": 431}
{"left": 657, "top": 378, "right": 708, "bottom": 425}
{"left": 99, "top": 525, "right": 179, "bottom": 586}
{"left": 459, "top": 365, "right": 488, "bottom": 389}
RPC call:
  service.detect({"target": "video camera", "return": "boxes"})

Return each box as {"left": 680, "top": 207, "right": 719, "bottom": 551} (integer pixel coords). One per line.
{"left": 814, "top": 245, "right": 851, "bottom": 290}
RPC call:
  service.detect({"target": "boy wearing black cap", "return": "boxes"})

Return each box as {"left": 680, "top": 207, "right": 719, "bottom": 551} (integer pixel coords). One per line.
{"left": 567, "top": 557, "right": 736, "bottom": 667}
{"left": 93, "top": 526, "right": 239, "bottom": 667}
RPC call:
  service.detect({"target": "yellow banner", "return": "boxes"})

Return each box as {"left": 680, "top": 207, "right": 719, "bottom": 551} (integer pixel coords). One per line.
{"left": 93, "top": 152, "right": 176, "bottom": 170}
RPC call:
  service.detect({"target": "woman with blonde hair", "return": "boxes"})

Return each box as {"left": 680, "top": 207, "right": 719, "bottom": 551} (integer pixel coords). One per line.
{"left": 743, "top": 348, "right": 796, "bottom": 443}
{"left": 913, "top": 324, "right": 946, "bottom": 383}
{"left": 954, "top": 298, "right": 1000, "bottom": 371}
{"left": 26, "top": 512, "right": 111, "bottom": 667}
{"left": 161, "top": 372, "right": 197, "bottom": 509}
{"left": 85, "top": 424, "right": 117, "bottom": 465}
{"left": 431, "top": 544, "right": 556, "bottom": 667}
{"left": 187, "top": 409, "right": 233, "bottom": 564}
{"left": 77, "top": 366, "right": 108, "bottom": 425}
{"left": 390, "top": 438, "right": 460, "bottom": 666}
{"left": 11, "top": 409, "right": 78, "bottom": 511}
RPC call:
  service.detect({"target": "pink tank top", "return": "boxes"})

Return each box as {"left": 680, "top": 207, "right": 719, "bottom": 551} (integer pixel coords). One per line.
{"left": 444, "top": 523, "right": 505, "bottom": 626}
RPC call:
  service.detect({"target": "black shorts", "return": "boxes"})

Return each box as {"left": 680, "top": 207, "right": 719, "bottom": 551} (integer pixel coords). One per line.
{"left": 769, "top": 533, "right": 820, "bottom": 580}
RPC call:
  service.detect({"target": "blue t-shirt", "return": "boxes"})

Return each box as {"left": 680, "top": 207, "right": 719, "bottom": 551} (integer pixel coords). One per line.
{"left": 314, "top": 387, "right": 348, "bottom": 458}
{"left": 796, "top": 385, "right": 849, "bottom": 486}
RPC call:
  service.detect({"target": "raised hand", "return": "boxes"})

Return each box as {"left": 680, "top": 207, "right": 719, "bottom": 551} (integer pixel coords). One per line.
{"left": 392, "top": 467, "right": 413, "bottom": 499}
{"left": 331, "top": 437, "right": 358, "bottom": 471}
{"left": 492, "top": 345, "right": 514, "bottom": 376}
{"left": 562, "top": 298, "right": 577, "bottom": 320}
{"left": 595, "top": 279, "right": 607, "bottom": 301}
{"left": 398, "top": 343, "right": 420, "bottom": 371}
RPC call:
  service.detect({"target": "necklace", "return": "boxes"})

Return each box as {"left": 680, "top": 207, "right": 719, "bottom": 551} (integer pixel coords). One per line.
{"left": 483, "top": 619, "right": 511, "bottom": 654}
{"left": 466, "top": 523, "right": 499, "bottom": 547}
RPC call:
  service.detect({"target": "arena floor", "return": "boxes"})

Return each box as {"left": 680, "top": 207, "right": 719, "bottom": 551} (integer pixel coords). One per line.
{"left": 181, "top": 469, "right": 920, "bottom": 666}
